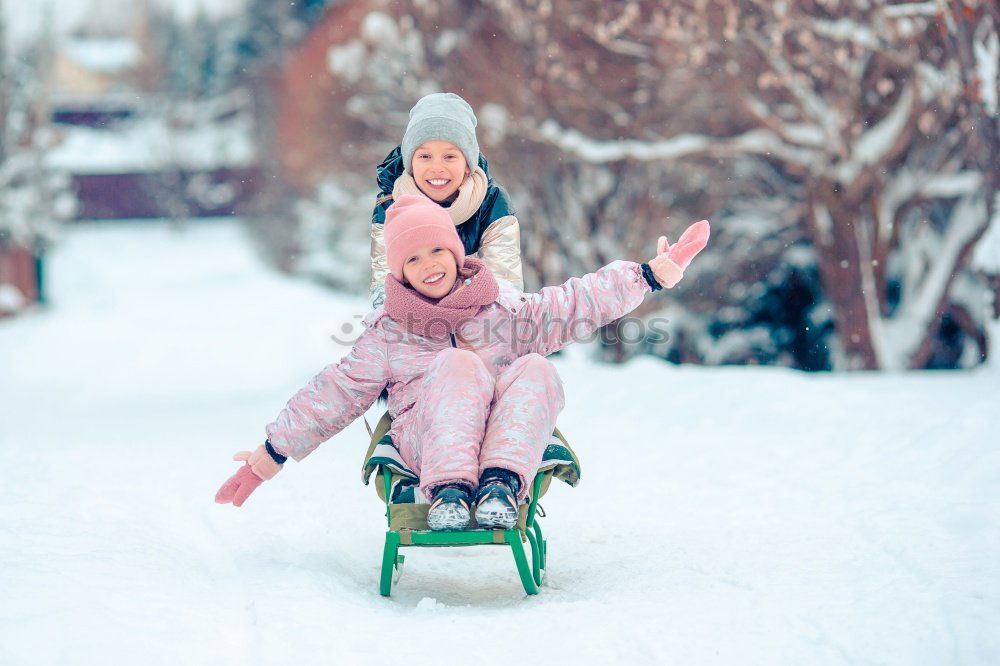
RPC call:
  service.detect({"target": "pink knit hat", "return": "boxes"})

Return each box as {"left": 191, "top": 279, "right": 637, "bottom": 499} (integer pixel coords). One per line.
{"left": 384, "top": 194, "right": 466, "bottom": 281}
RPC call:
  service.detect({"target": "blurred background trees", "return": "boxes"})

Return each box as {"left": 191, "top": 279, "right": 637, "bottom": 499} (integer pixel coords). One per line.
{"left": 246, "top": 0, "right": 997, "bottom": 370}
{"left": 3, "top": 0, "right": 997, "bottom": 369}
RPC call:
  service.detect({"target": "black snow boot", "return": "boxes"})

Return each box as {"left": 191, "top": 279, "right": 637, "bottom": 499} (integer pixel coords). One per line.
{"left": 474, "top": 468, "right": 521, "bottom": 529}
{"left": 426, "top": 483, "right": 472, "bottom": 531}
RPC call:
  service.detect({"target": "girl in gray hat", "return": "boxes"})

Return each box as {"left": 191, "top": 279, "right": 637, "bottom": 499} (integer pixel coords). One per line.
{"left": 368, "top": 92, "right": 523, "bottom": 309}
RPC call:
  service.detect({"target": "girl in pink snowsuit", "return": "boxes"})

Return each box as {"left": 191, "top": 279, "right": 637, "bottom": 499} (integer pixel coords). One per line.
{"left": 217, "top": 194, "right": 709, "bottom": 530}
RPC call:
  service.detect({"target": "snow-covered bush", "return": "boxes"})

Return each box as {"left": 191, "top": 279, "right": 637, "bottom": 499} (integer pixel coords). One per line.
{"left": 0, "top": 18, "right": 77, "bottom": 305}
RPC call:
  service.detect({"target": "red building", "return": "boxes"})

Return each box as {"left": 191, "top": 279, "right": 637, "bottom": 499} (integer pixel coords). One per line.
{"left": 266, "top": 0, "right": 383, "bottom": 191}
{"left": 0, "top": 245, "right": 42, "bottom": 317}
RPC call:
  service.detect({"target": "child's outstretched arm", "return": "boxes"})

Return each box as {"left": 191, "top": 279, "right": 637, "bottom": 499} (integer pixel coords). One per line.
{"left": 265, "top": 326, "right": 390, "bottom": 461}
{"left": 215, "top": 326, "right": 390, "bottom": 507}
{"left": 513, "top": 221, "right": 709, "bottom": 357}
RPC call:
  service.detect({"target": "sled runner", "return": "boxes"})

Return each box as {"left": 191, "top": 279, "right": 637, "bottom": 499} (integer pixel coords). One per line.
{"left": 361, "top": 411, "right": 580, "bottom": 596}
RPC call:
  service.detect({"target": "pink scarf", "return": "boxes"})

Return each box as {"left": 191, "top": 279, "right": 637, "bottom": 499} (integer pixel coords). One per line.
{"left": 384, "top": 257, "right": 500, "bottom": 338}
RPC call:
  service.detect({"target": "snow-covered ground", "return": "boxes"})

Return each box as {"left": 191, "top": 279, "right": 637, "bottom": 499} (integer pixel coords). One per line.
{"left": 1, "top": 220, "right": 997, "bottom": 665}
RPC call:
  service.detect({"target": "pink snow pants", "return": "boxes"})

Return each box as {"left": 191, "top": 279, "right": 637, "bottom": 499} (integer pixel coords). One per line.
{"left": 396, "top": 348, "right": 565, "bottom": 502}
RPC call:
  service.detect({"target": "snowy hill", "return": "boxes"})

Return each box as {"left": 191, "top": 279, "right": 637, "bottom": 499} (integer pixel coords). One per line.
{"left": 0, "top": 220, "right": 997, "bottom": 665}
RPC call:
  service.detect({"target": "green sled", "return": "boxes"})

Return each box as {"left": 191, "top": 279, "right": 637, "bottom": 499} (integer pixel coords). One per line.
{"left": 361, "top": 411, "right": 581, "bottom": 596}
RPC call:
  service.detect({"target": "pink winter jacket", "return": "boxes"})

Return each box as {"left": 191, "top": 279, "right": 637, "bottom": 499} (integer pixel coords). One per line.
{"left": 265, "top": 260, "right": 652, "bottom": 461}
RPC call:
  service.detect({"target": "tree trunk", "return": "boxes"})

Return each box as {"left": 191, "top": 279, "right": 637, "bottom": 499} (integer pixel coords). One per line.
{"left": 808, "top": 182, "right": 879, "bottom": 369}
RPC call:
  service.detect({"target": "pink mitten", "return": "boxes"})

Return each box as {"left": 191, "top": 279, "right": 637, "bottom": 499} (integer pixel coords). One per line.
{"left": 663, "top": 220, "right": 710, "bottom": 270}
{"left": 215, "top": 464, "right": 263, "bottom": 507}
{"left": 215, "top": 445, "right": 284, "bottom": 507}
{"left": 649, "top": 220, "right": 711, "bottom": 289}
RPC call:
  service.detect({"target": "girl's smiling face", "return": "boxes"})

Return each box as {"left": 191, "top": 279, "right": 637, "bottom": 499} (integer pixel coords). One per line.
{"left": 401, "top": 245, "right": 459, "bottom": 298}
{"left": 410, "top": 140, "right": 469, "bottom": 203}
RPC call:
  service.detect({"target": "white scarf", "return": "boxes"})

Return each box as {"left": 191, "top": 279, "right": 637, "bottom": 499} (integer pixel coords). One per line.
{"left": 392, "top": 167, "right": 489, "bottom": 226}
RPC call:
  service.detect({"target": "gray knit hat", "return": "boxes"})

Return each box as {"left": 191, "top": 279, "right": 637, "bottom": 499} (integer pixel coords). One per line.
{"left": 401, "top": 93, "right": 480, "bottom": 174}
